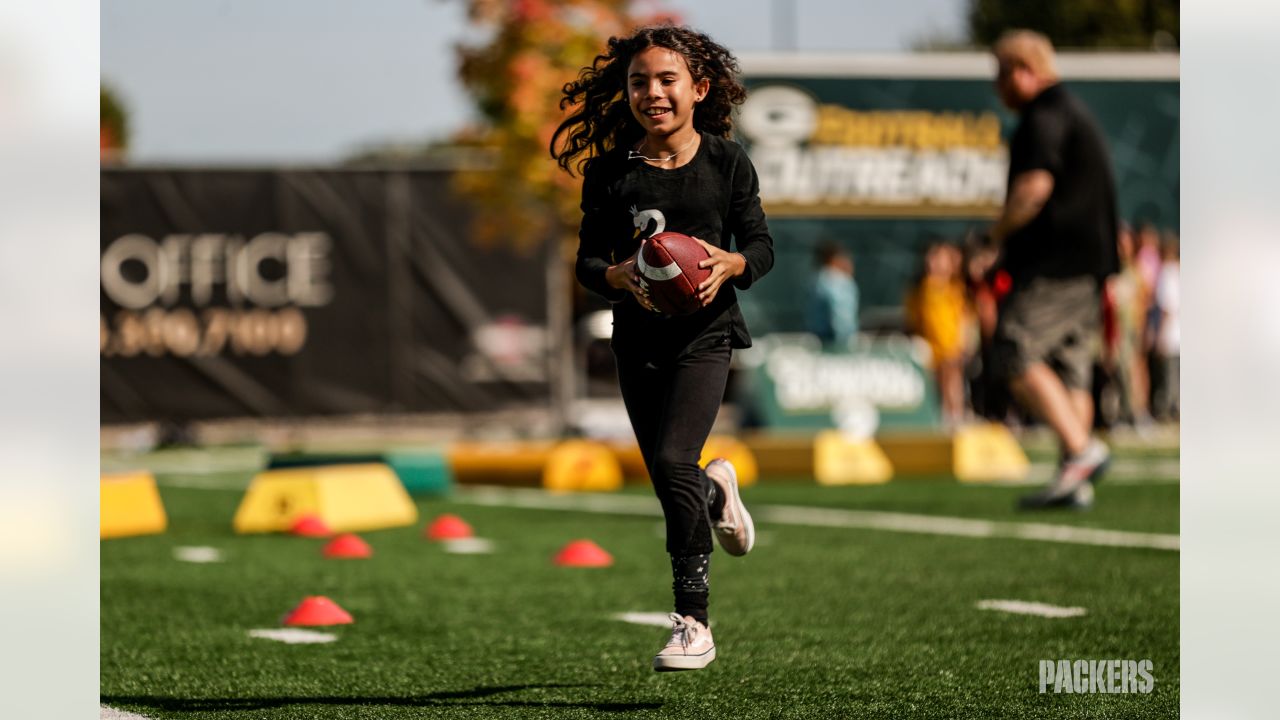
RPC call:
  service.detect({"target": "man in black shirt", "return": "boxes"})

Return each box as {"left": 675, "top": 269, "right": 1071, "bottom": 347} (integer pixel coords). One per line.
{"left": 989, "top": 30, "right": 1119, "bottom": 509}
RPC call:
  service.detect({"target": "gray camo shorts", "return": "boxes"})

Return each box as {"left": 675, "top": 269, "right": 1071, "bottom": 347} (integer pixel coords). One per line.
{"left": 993, "top": 276, "right": 1101, "bottom": 390}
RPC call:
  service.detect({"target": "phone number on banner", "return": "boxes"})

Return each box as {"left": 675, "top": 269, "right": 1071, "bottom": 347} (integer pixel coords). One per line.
{"left": 100, "top": 308, "right": 308, "bottom": 358}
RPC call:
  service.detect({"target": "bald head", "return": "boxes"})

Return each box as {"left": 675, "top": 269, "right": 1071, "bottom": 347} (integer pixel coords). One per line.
{"left": 995, "top": 31, "right": 1058, "bottom": 78}
{"left": 993, "top": 30, "right": 1059, "bottom": 110}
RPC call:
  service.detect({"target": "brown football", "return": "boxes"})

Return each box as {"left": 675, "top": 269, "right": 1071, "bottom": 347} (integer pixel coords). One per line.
{"left": 636, "top": 232, "right": 711, "bottom": 315}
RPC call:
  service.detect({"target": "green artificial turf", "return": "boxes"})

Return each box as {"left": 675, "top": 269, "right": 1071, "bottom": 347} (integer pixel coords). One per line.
{"left": 102, "top": 460, "right": 1178, "bottom": 719}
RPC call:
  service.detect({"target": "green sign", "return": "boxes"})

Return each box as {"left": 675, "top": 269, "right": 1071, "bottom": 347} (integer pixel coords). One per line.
{"left": 741, "top": 334, "right": 939, "bottom": 432}
{"left": 734, "top": 55, "right": 1179, "bottom": 334}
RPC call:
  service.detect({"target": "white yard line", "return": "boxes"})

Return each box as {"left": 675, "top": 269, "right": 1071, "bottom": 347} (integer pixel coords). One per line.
{"left": 101, "top": 706, "right": 151, "bottom": 720}
{"left": 247, "top": 628, "right": 337, "bottom": 644}
{"left": 611, "top": 612, "right": 675, "bottom": 628}
{"left": 456, "top": 486, "right": 1178, "bottom": 552}
{"left": 654, "top": 521, "right": 774, "bottom": 545}
{"left": 976, "top": 599, "right": 1087, "bottom": 618}
{"left": 463, "top": 486, "right": 659, "bottom": 516}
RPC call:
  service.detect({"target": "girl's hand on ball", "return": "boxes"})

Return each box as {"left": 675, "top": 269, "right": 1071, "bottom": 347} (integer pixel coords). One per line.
{"left": 693, "top": 238, "right": 746, "bottom": 306}
{"left": 606, "top": 252, "right": 660, "bottom": 313}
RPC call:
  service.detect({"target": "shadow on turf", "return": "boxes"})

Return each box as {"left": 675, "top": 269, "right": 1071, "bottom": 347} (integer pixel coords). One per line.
{"left": 101, "top": 684, "right": 663, "bottom": 713}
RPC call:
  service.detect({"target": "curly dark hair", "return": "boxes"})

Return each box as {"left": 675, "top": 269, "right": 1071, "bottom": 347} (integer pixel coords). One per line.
{"left": 550, "top": 25, "right": 748, "bottom": 176}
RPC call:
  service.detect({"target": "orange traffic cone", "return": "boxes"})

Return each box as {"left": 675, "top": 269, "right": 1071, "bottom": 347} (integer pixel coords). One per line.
{"left": 322, "top": 533, "right": 372, "bottom": 559}
{"left": 282, "top": 596, "right": 353, "bottom": 626}
{"left": 553, "top": 539, "right": 613, "bottom": 567}
{"left": 290, "top": 514, "right": 332, "bottom": 538}
{"left": 425, "top": 514, "right": 473, "bottom": 541}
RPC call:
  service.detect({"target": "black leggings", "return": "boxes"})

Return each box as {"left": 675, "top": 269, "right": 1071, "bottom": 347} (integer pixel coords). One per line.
{"left": 615, "top": 339, "right": 732, "bottom": 557}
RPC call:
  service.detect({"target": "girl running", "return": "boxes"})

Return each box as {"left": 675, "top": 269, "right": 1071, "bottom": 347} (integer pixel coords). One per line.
{"left": 551, "top": 25, "right": 774, "bottom": 672}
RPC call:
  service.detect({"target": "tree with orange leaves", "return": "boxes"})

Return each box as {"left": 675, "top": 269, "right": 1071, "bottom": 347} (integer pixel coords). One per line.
{"left": 101, "top": 84, "right": 130, "bottom": 162}
{"left": 455, "top": 0, "right": 678, "bottom": 255}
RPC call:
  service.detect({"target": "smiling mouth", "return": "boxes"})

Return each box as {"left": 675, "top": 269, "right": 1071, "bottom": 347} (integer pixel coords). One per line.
{"left": 644, "top": 107, "right": 671, "bottom": 118}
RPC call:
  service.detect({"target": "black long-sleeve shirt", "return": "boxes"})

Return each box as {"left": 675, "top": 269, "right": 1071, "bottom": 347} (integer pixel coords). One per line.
{"left": 575, "top": 132, "right": 774, "bottom": 358}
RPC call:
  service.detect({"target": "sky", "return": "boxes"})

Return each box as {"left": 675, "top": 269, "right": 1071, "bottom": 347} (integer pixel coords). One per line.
{"left": 101, "top": 0, "right": 967, "bottom": 163}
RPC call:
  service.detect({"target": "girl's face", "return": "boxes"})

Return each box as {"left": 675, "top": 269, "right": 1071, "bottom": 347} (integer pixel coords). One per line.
{"left": 626, "top": 46, "right": 709, "bottom": 139}
{"left": 926, "top": 245, "right": 958, "bottom": 279}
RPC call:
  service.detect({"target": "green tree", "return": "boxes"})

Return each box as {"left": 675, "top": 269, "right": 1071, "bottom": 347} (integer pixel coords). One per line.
{"left": 968, "top": 0, "right": 1178, "bottom": 49}
{"left": 454, "top": 0, "right": 677, "bottom": 254}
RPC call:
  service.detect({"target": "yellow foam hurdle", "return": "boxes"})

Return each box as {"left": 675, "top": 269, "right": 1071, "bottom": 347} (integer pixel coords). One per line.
{"left": 101, "top": 471, "right": 168, "bottom": 539}
{"left": 612, "top": 435, "right": 759, "bottom": 487}
{"left": 450, "top": 440, "right": 554, "bottom": 486}
{"left": 449, "top": 440, "right": 622, "bottom": 492}
{"left": 232, "top": 463, "right": 417, "bottom": 534}
{"left": 953, "top": 423, "right": 1030, "bottom": 482}
{"left": 609, "top": 442, "right": 649, "bottom": 482}
{"left": 813, "top": 430, "right": 893, "bottom": 485}
{"left": 543, "top": 440, "right": 623, "bottom": 492}
{"left": 698, "top": 435, "right": 759, "bottom": 487}
{"left": 877, "top": 433, "right": 954, "bottom": 476}
{"left": 741, "top": 433, "right": 813, "bottom": 477}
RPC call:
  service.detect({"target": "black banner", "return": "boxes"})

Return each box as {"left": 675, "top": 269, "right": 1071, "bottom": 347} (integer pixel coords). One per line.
{"left": 101, "top": 169, "right": 551, "bottom": 423}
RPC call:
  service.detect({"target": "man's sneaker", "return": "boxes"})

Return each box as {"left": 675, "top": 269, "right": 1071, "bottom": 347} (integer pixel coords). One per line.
{"left": 706, "top": 458, "right": 755, "bottom": 556}
{"left": 1069, "top": 481, "right": 1095, "bottom": 509}
{"left": 1018, "top": 439, "right": 1110, "bottom": 510}
{"left": 652, "top": 613, "right": 716, "bottom": 671}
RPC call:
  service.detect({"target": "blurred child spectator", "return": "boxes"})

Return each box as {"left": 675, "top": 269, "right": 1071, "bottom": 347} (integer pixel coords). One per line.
{"left": 964, "top": 236, "right": 1011, "bottom": 421}
{"left": 1136, "top": 223, "right": 1164, "bottom": 420}
{"left": 1151, "top": 233, "right": 1180, "bottom": 420}
{"left": 1105, "top": 223, "right": 1154, "bottom": 428}
{"left": 807, "top": 243, "right": 858, "bottom": 349}
{"left": 906, "top": 242, "right": 970, "bottom": 427}
{"left": 1135, "top": 222, "right": 1163, "bottom": 296}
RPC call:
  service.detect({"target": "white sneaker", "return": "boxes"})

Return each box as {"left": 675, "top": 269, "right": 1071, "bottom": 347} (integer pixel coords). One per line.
{"left": 706, "top": 458, "right": 755, "bottom": 556}
{"left": 652, "top": 613, "right": 716, "bottom": 671}
{"left": 1070, "top": 481, "right": 1095, "bottom": 509}
{"left": 1018, "top": 439, "right": 1110, "bottom": 510}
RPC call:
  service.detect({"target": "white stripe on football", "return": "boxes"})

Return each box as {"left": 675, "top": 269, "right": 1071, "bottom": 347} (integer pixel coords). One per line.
{"left": 636, "top": 247, "right": 682, "bottom": 281}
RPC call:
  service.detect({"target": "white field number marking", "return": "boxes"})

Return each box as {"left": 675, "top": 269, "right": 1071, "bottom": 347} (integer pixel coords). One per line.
{"left": 976, "top": 599, "right": 1087, "bottom": 618}
{"left": 248, "top": 628, "right": 338, "bottom": 644}
{"left": 442, "top": 538, "right": 495, "bottom": 554}
{"left": 173, "top": 546, "right": 223, "bottom": 563}
{"left": 612, "top": 612, "right": 676, "bottom": 628}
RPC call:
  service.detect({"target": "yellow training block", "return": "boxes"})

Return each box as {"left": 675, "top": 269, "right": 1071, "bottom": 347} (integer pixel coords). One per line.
{"left": 450, "top": 440, "right": 554, "bottom": 486}
{"left": 232, "top": 463, "right": 417, "bottom": 534}
{"left": 609, "top": 442, "right": 649, "bottom": 482}
{"left": 813, "top": 430, "right": 893, "bottom": 485}
{"left": 611, "top": 435, "right": 759, "bottom": 487}
{"left": 101, "top": 471, "right": 168, "bottom": 539}
{"left": 698, "top": 435, "right": 759, "bottom": 487}
{"left": 543, "top": 440, "right": 623, "bottom": 492}
{"left": 876, "top": 433, "right": 954, "bottom": 476}
{"left": 449, "top": 440, "right": 622, "bottom": 492}
{"left": 741, "top": 433, "right": 814, "bottom": 477}
{"left": 953, "top": 423, "right": 1030, "bottom": 482}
